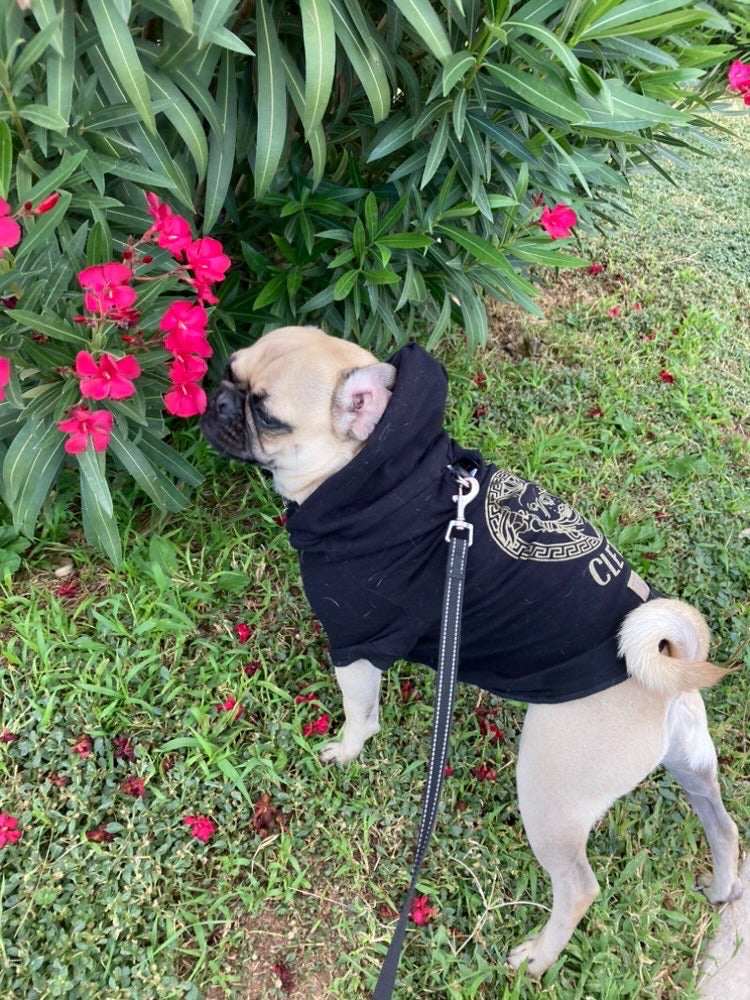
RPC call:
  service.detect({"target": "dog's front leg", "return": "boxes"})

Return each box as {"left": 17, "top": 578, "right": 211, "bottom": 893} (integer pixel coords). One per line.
{"left": 320, "top": 659, "right": 382, "bottom": 764}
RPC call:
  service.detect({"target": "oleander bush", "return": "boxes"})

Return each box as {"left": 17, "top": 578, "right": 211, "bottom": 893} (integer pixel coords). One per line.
{"left": 0, "top": 0, "right": 737, "bottom": 560}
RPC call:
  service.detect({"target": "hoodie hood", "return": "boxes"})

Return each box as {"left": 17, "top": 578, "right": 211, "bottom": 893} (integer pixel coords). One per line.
{"left": 286, "top": 343, "right": 481, "bottom": 554}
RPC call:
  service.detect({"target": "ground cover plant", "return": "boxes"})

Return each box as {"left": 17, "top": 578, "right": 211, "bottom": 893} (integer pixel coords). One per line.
{"left": 1, "top": 102, "right": 749, "bottom": 998}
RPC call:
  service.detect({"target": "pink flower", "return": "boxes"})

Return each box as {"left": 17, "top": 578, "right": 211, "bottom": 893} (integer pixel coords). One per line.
{"left": 214, "top": 696, "right": 244, "bottom": 720}
{"left": 658, "top": 368, "right": 675, "bottom": 384}
{"left": 539, "top": 203, "right": 577, "bottom": 239}
{"left": 75, "top": 351, "right": 141, "bottom": 400}
{"left": 78, "top": 262, "right": 135, "bottom": 317}
{"left": 163, "top": 380, "right": 207, "bottom": 417}
{"left": 183, "top": 814, "right": 216, "bottom": 843}
{"left": 158, "top": 215, "right": 193, "bottom": 255}
{"left": 57, "top": 406, "right": 113, "bottom": 454}
{"left": 472, "top": 763, "right": 497, "bottom": 781}
{"left": 588, "top": 262, "right": 604, "bottom": 275}
{"left": 86, "top": 824, "right": 114, "bottom": 843}
{"left": 161, "top": 300, "right": 208, "bottom": 335}
{"left": 607, "top": 306, "right": 621, "bottom": 318}
{"left": 302, "top": 713, "right": 330, "bottom": 737}
{"left": 185, "top": 238, "right": 231, "bottom": 285}
{"left": 70, "top": 734, "right": 93, "bottom": 757}
{"left": 121, "top": 776, "right": 146, "bottom": 798}
{"left": 0, "top": 356, "right": 10, "bottom": 401}
{"left": 728, "top": 60, "right": 750, "bottom": 93}
{"left": 0, "top": 814, "right": 22, "bottom": 849}
{"left": 0, "top": 201, "right": 21, "bottom": 249}
{"left": 234, "top": 623, "right": 253, "bottom": 643}
{"left": 410, "top": 895, "right": 438, "bottom": 925}
{"left": 169, "top": 356, "right": 208, "bottom": 383}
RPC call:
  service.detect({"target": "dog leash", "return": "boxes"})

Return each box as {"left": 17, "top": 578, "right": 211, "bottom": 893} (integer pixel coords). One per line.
{"left": 373, "top": 466, "right": 479, "bottom": 1000}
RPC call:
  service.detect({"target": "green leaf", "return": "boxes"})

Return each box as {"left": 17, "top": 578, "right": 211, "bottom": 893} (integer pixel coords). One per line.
{"left": 367, "top": 112, "right": 415, "bottom": 162}
{"left": 486, "top": 64, "right": 589, "bottom": 123}
{"left": 331, "top": 0, "right": 390, "bottom": 123}
{"left": 108, "top": 427, "right": 188, "bottom": 512}
{"left": 333, "top": 269, "right": 360, "bottom": 300}
{"left": 9, "top": 309, "right": 88, "bottom": 346}
{"left": 421, "top": 112, "right": 450, "bottom": 188}
{"left": 376, "top": 233, "right": 433, "bottom": 250}
{"left": 167, "top": 0, "right": 193, "bottom": 31}
{"left": 280, "top": 46, "right": 327, "bottom": 188}
{"left": 254, "top": 0, "right": 288, "bottom": 198}
{"left": 2, "top": 417, "right": 66, "bottom": 536}
{"left": 77, "top": 446, "right": 113, "bottom": 519}
{"left": 16, "top": 104, "right": 68, "bottom": 133}
{"left": 301, "top": 0, "right": 336, "bottom": 137}
{"left": 87, "top": 0, "right": 156, "bottom": 133}
{"left": 23, "top": 149, "right": 88, "bottom": 206}
{"left": 197, "top": 0, "right": 237, "bottom": 49}
{"left": 0, "top": 120, "right": 12, "bottom": 198}
{"left": 137, "top": 432, "right": 204, "bottom": 487}
{"left": 436, "top": 224, "right": 516, "bottom": 276}
{"left": 80, "top": 458, "right": 122, "bottom": 566}
{"left": 392, "top": 0, "right": 453, "bottom": 63}
{"left": 577, "top": 0, "right": 698, "bottom": 40}
{"left": 442, "top": 52, "right": 474, "bottom": 96}
{"left": 46, "top": 0, "right": 74, "bottom": 123}
{"left": 504, "top": 20, "right": 582, "bottom": 80}
{"left": 9, "top": 17, "right": 61, "bottom": 88}
{"left": 509, "top": 239, "right": 589, "bottom": 267}
{"left": 580, "top": 8, "right": 707, "bottom": 41}
{"left": 141, "top": 59, "right": 209, "bottom": 180}
{"left": 204, "top": 50, "right": 237, "bottom": 231}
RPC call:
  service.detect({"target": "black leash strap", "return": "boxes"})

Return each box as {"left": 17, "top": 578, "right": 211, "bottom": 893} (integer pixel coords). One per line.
{"left": 373, "top": 471, "right": 479, "bottom": 1000}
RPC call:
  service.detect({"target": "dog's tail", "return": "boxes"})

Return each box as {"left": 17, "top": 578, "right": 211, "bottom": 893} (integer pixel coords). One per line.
{"left": 618, "top": 598, "right": 727, "bottom": 695}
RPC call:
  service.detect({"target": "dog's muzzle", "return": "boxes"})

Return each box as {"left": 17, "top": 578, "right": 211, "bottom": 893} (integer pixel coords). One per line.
{"left": 200, "top": 384, "right": 255, "bottom": 461}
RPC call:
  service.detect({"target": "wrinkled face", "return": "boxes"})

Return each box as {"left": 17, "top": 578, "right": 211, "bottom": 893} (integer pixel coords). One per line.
{"left": 200, "top": 325, "right": 383, "bottom": 502}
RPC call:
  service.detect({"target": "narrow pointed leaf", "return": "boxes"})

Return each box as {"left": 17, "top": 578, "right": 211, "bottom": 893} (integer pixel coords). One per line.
{"left": 392, "top": 0, "right": 452, "bottom": 63}
{"left": 87, "top": 0, "right": 156, "bottom": 133}
{"left": 254, "top": 0, "right": 288, "bottom": 198}
{"left": 301, "top": 0, "right": 336, "bottom": 136}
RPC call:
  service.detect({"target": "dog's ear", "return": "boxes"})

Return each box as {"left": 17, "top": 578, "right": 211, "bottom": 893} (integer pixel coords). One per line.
{"left": 332, "top": 363, "right": 397, "bottom": 441}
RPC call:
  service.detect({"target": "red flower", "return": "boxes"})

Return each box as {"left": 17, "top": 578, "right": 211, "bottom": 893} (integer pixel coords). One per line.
{"left": 273, "top": 514, "right": 287, "bottom": 527}
{"left": 243, "top": 661, "right": 263, "bottom": 677}
{"left": 47, "top": 772, "right": 70, "bottom": 787}
{"left": 214, "top": 696, "right": 244, "bottom": 720}
{"left": 588, "top": 262, "right": 604, "bottom": 275}
{"left": 57, "top": 406, "right": 113, "bottom": 454}
{"left": 658, "top": 369, "right": 675, "bottom": 384}
{"left": 113, "top": 734, "right": 136, "bottom": 762}
{"left": 728, "top": 60, "right": 750, "bottom": 93}
{"left": 86, "top": 824, "right": 114, "bottom": 843}
{"left": 410, "top": 894, "right": 438, "bottom": 925}
{"left": 169, "top": 356, "right": 208, "bottom": 384}
{"left": 34, "top": 192, "right": 60, "bottom": 215}
{"left": 70, "top": 734, "right": 93, "bottom": 757}
{"left": 294, "top": 692, "right": 318, "bottom": 704}
{"left": 157, "top": 214, "right": 193, "bottom": 255}
{"left": 271, "top": 961, "right": 295, "bottom": 993}
{"left": 607, "top": 306, "right": 621, "bottom": 318}
{"left": 302, "top": 713, "right": 330, "bottom": 737}
{"left": 185, "top": 237, "right": 231, "bottom": 285}
{"left": 0, "top": 813, "right": 22, "bottom": 848}
{"left": 443, "top": 764, "right": 454, "bottom": 777}
{"left": 55, "top": 578, "right": 79, "bottom": 598}
{"left": 471, "top": 372, "right": 487, "bottom": 386}
{"left": 587, "top": 406, "right": 605, "bottom": 419}
{"left": 0, "top": 199, "right": 21, "bottom": 250}
{"left": 160, "top": 300, "right": 209, "bottom": 340}
{"left": 539, "top": 203, "right": 577, "bottom": 239}
{"left": 163, "top": 379, "right": 207, "bottom": 417}
{"left": 75, "top": 350, "right": 141, "bottom": 400}
{"left": 121, "top": 775, "right": 146, "bottom": 798}
{"left": 655, "top": 511, "right": 669, "bottom": 522}
{"left": 234, "top": 623, "right": 253, "bottom": 644}
{"left": 0, "top": 356, "right": 10, "bottom": 401}
{"left": 400, "top": 680, "right": 420, "bottom": 702}
{"left": 78, "top": 262, "right": 135, "bottom": 317}
{"left": 472, "top": 763, "right": 497, "bottom": 781}
{"left": 1, "top": 729, "right": 18, "bottom": 743}
{"left": 183, "top": 814, "right": 216, "bottom": 843}
{"left": 473, "top": 404, "right": 488, "bottom": 420}
{"left": 642, "top": 332, "right": 655, "bottom": 341}
{"left": 632, "top": 302, "right": 643, "bottom": 312}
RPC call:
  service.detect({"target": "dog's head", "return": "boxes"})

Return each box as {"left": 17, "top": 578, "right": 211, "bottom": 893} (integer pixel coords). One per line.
{"left": 201, "top": 326, "right": 396, "bottom": 502}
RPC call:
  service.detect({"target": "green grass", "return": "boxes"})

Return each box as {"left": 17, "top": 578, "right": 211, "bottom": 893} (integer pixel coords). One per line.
{"left": 1, "top": 111, "right": 749, "bottom": 999}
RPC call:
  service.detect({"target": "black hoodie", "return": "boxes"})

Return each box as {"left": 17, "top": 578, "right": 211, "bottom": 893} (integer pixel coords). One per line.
{"left": 286, "top": 344, "right": 653, "bottom": 704}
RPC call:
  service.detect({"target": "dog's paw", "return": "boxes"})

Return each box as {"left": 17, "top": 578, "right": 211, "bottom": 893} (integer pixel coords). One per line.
{"left": 507, "top": 936, "right": 550, "bottom": 978}
{"left": 696, "top": 872, "right": 744, "bottom": 905}
{"left": 319, "top": 741, "right": 362, "bottom": 765}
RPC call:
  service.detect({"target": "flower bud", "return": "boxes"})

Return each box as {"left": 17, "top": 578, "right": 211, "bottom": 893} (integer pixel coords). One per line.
{"left": 34, "top": 192, "right": 60, "bottom": 215}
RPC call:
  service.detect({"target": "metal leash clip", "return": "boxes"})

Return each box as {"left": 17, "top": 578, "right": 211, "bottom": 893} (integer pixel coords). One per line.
{"left": 444, "top": 474, "right": 480, "bottom": 545}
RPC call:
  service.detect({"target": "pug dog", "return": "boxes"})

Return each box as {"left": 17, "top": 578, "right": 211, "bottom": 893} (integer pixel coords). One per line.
{"left": 201, "top": 325, "right": 741, "bottom": 976}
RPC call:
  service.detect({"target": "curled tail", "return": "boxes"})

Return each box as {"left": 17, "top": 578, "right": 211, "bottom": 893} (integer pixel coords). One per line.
{"left": 618, "top": 598, "right": 727, "bottom": 695}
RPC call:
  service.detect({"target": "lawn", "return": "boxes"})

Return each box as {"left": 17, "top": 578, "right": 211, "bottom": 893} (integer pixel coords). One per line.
{"left": 1, "top": 108, "right": 748, "bottom": 1000}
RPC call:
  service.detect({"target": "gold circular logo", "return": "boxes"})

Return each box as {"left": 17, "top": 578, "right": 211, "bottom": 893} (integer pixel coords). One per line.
{"left": 485, "top": 470, "right": 602, "bottom": 562}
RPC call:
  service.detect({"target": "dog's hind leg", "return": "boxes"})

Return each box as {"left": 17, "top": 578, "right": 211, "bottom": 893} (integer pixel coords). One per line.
{"left": 509, "top": 684, "right": 667, "bottom": 976}
{"left": 661, "top": 692, "right": 741, "bottom": 904}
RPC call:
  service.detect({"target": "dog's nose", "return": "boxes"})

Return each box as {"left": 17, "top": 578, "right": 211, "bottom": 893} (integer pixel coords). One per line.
{"left": 213, "top": 388, "right": 243, "bottom": 421}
